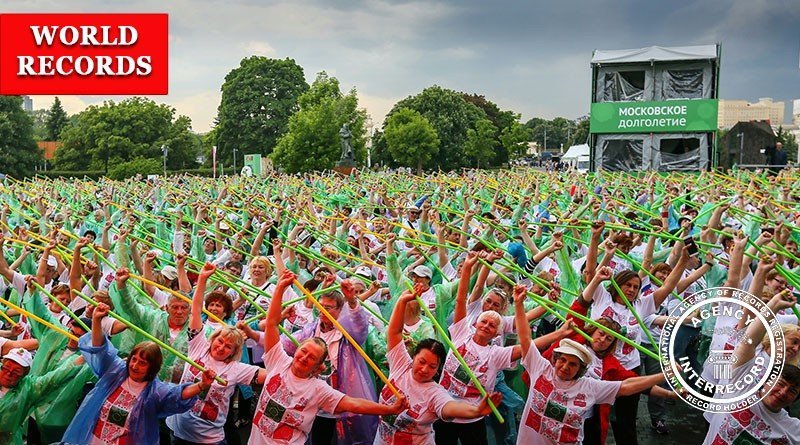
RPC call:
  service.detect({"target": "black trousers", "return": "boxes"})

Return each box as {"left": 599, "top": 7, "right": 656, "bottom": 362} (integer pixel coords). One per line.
{"left": 433, "top": 418, "right": 488, "bottom": 445}
{"left": 610, "top": 392, "right": 641, "bottom": 445}
{"left": 310, "top": 415, "right": 337, "bottom": 445}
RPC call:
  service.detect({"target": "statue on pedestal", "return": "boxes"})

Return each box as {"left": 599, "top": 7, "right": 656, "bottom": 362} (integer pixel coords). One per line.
{"left": 337, "top": 124, "right": 355, "bottom": 167}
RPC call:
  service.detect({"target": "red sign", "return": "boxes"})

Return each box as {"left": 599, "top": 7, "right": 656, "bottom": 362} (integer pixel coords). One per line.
{"left": 0, "top": 13, "right": 168, "bottom": 94}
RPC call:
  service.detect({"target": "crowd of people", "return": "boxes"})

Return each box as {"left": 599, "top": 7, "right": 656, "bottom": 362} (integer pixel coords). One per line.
{"left": 0, "top": 167, "right": 798, "bottom": 445}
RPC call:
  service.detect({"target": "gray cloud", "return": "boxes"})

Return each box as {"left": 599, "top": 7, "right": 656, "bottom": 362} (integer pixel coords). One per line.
{"left": 7, "top": 0, "right": 798, "bottom": 131}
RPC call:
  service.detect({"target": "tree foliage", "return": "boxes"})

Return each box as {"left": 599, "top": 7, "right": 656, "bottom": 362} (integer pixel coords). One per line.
{"left": 776, "top": 126, "right": 798, "bottom": 163}
{"left": 272, "top": 72, "right": 367, "bottom": 173}
{"left": 45, "top": 97, "right": 69, "bottom": 141}
{"left": 215, "top": 57, "right": 308, "bottom": 165}
{"left": 27, "top": 109, "right": 49, "bottom": 141}
{"left": 500, "top": 121, "right": 533, "bottom": 160}
{"left": 0, "top": 96, "right": 42, "bottom": 177}
{"left": 525, "top": 116, "right": 585, "bottom": 151}
{"left": 384, "top": 108, "right": 439, "bottom": 171}
{"left": 55, "top": 97, "right": 200, "bottom": 172}
{"left": 380, "top": 86, "right": 486, "bottom": 171}
{"left": 462, "top": 94, "right": 518, "bottom": 166}
{"left": 464, "top": 118, "right": 497, "bottom": 168}
{"left": 107, "top": 157, "right": 162, "bottom": 180}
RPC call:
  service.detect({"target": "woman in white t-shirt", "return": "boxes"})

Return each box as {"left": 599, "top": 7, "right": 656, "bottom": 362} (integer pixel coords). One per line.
{"left": 580, "top": 253, "right": 687, "bottom": 445}
{"left": 62, "top": 302, "right": 215, "bottom": 445}
{"left": 513, "top": 284, "right": 665, "bottom": 445}
{"left": 168, "top": 262, "right": 267, "bottom": 444}
{"left": 703, "top": 365, "right": 800, "bottom": 445}
{"left": 249, "top": 269, "right": 407, "bottom": 445}
{"left": 376, "top": 285, "right": 502, "bottom": 445}
{"left": 434, "top": 252, "right": 523, "bottom": 445}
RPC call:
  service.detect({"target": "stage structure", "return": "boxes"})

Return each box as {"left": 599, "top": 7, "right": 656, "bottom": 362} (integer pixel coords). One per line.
{"left": 589, "top": 44, "right": 720, "bottom": 171}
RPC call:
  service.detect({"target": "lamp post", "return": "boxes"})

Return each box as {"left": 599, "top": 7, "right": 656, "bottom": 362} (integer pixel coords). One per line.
{"left": 233, "top": 146, "right": 238, "bottom": 175}
{"left": 161, "top": 144, "right": 168, "bottom": 177}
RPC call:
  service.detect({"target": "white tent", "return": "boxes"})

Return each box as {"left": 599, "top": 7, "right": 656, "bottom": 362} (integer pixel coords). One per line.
{"left": 562, "top": 144, "right": 590, "bottom": 161}
{"left": 591, "top": 45, "right": 717, "bottom": 64}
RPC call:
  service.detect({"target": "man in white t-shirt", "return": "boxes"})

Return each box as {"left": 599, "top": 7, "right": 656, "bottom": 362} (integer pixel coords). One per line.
{"left": 703, "top": 365, "right": 800, "bottom": 445}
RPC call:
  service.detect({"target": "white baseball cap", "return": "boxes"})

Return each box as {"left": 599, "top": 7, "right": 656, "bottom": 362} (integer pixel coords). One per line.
{"left": 411, "top": 265, "right": 433, "bottom": 279}
{"left": 553, "top": 338, "right": 592, "bottom": 365}
{"left": 219, "top": 221, "right": 231, "bottom": 231}
{"left": 46, "top": 255, "right": 58, "bottom": 267}
{"left": 161, "top": 265, "right": 178, "bottom": 281}
{"left": 4, "top": 348, "right": 32, "bottom": 368}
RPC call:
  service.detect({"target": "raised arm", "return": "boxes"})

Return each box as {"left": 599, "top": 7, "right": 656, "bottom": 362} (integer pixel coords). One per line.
{"left": 142, "top": 251, "right": 159, "bottom": 297}
{"left": 581, "top": 266, "right": 612, "bottom": 304}
{"left": 91, "top": 302, "right": 111, "bottom": 347}
{"left": 190, "top": 262, "right": 216, "bottom": 331}
{"left": 176, "top": 253, "right": 191, "bottom": 293}
{"left": 69, "top": 237, "right": 90, "bottom": 294}
{"left": 453, "top": 251, "right": 478, "bottom": 323}
{"left": 513, "top": 284, "right": 531, "bottom": 358}
{"left": 732, "top": 290, "right": 796, "bottom": 367}
{"left": 387, "top": 286, "right": 422, "bottom": 350}
{"left": 652, "top": 246, "right": 689, "bottom": 308}
{"left": 0, "top": 235, "right": 16, "bottom": 283}
{"left": 584, "top": 221, "right": 605, "bottom": 283}
{"left": 264, "top": 270, "right": 296, "bottom": 352}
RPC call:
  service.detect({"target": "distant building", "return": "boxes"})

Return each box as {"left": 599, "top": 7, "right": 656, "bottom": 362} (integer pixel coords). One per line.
{"left": 718, "top": 98, "right": 784, "bottom": 129}
{"left": 21, "top": 96, "right": 33, "bottom": 112}
{"left": 37, "top": 141, "right": 61, "bottom": 160}
{"left": 793, "top": 99, "right": 800, "bottom": 125}
{"left": 719, "top": 121, "right": 775, "bottom": 169}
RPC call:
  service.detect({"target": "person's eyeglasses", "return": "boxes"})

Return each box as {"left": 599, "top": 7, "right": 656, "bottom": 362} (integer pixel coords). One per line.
{"left": 321, "top": 304, "right": 339, "bottom": 311}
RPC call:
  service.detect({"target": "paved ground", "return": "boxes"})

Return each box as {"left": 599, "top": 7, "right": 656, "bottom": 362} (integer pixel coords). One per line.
{"left": 606, "top": 397, "right": 708, "bottom": 445}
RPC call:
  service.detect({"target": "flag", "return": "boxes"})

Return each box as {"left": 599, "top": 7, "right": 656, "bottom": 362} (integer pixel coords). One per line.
{"left": 212, "top": 145, "right": 217, "bottom": 179}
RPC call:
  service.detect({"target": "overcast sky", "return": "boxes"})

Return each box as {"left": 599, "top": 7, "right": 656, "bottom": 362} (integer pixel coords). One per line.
{"left": 6, "top": 0, "right": 799, "bottom": 133}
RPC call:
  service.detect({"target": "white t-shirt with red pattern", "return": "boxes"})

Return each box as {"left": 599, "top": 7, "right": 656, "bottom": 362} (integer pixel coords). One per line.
{"left": 248, "top": 343, "right": 346, "bottom": 445}
{"left": 518, "top": 345, "right": 621, "bottom": 445}
{"left": 375, "top": 343, "right": 454, "bottom": 445}
{"left": 167, "top": 332, "right": 260, "bottom": 444}
{"left": 90, "top": 378, "right": 146, "bottom": 445}
{"left": 703, "top": 401, "right": 800, "bottom": 445}
{"left": 589, "top": 286, "right": 657, "bottom": 370}
{"left": 439, "top": 318, "right": 514, "bottom": 423}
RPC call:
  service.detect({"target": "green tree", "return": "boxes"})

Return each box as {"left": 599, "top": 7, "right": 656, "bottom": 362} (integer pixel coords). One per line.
{"left": 776, "top": 126, "right": 798, "bottom": 163}
{"left": 384, "top": 108, "right": 439, "bottom": 171}
{"left": 464, "top": 118, "right": 497, "bottom": 168}
{"left": 570, "top": 119, "right": 590, "bottom": 146}
{"left": 380, "top": 86, "right": 486, "bottom": 171}
{"left": 45, "top": 97, "right": 69, "bottom": 140}
{"left": 56, "top": 97, "right": 200, "bottom": 172}
{"left": 272, "top": 72, "right": 367, "bottom": 173}
{"left": 215, "top": 57, "right": 308, "bottom": 165}
{"left": 27, "top": 109, "right": 49, "bottom": 141}
{"left": 107, "top": 157, "right": 162, "bottom": 180}
{"left": 462, "top": 93, "right": 517, "bottom": 166}
{"left": 0, "top": 96, "right": 42, "bottom": 177}
{"left": 500, "top": 121, "right": 533, "bottom": 160}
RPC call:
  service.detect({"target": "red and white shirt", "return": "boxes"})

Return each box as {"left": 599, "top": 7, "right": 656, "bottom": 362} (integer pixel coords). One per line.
{"left": 90, "top": 378, "right": 146, "bottom": 445}
{"left": 376, "top": 343, "right": 453, "bottom": 445}
{"left": 248, "top": 344, "right": 345, "bottom": 445}
{"left": 518, "top": 345, "right": 621, "bottom": 445}
{"left": 439, "top": 318, "right": 514, "bottom": 423}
